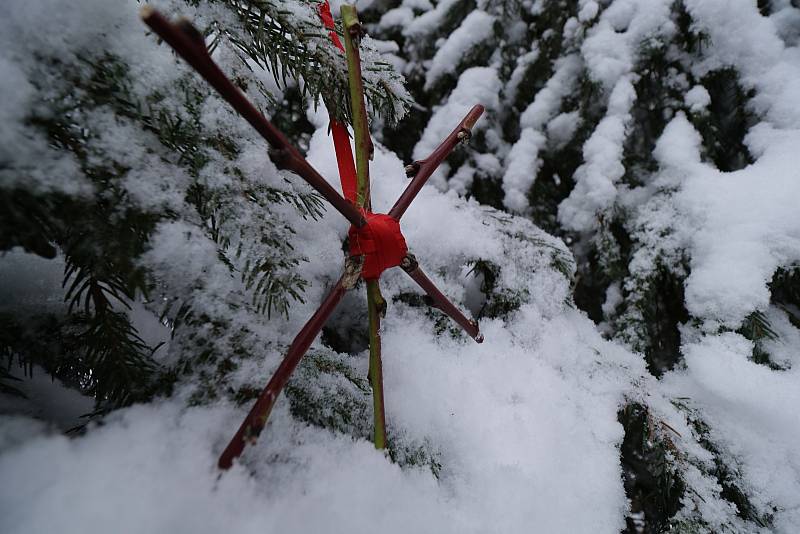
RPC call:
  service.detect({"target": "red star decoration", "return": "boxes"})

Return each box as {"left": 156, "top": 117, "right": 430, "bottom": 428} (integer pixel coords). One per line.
{"left": 141, "top": 5, "right": 484, "bottom": 470}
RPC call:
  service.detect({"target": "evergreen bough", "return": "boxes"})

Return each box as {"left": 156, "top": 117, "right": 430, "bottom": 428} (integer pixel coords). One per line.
{"left": 0, "top": 0, "right": 411, "bottom": 413}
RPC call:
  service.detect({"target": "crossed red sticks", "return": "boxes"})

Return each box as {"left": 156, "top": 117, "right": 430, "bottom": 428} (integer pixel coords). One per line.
{"left": 141, "top": 6, "right": 484, "bottom": 470}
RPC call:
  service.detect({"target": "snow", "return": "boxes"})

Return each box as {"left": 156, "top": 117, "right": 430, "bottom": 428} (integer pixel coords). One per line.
{"left": 579, "top": 0, "right": 674, "bottom": 91}
{"left": 505, "top": 48, "right": 540, "bottom": 104}
{"left": 0, "top": 250, "right": 66, "bottom": 315}
{"left": 578, "top": 1, "right": 599, "bottom": 23}
{"left": 652, "top": 111, "right": 702, "bottom": 169}
{"left": 646, "top": 69, "right": 800, "bottom": 330}
{"left": 761, "top": 306, "right": 800, "bottom": 370}
{"left": 515, "top": 0, "right": 800, "bottom": 526}
{"left": 501, "top": 128, "right": 546, "bottom": 213}
{"left": 558, "top": 0, "right": 676, "bottom": 227}
{"left": 423, "top": 11, "right": 496, "bottom": 90}
{"left": 520, "top": 54, "right": 582, "bottom": 131}
{"left": 3, "top": 402, "right": 442, "bottom": 534}
{"left": 609, "top": 2, "right": 800, "bottom": 526}
{"left": 404, "top": 0, "right": 463, "bottom": 42}
{"left": 662, "top": 332, "right": 800, "bottom": 531}
{"left": 547, "top": 110, "right": 582, "bottom": 150}
{"left": 770, "top": 4, "right": 800, "bottom": 47}
{"left": 5, "top": 0, "right": 800, "bottom": 531}
{"left": 0, "top": 113, "right": 649, "bottom": 533}
{"left": 0, "top": 368, "right": 94, "bottom": 432}
{"left": 675, "top": 124, "right": 800, "bottom": 329}
{"left": 558, "top": 76, "right": 636, "bottom": 232}
{"left": 379, "top": 7, "right": 415, "bottom": 31}
{"left": 601, "top": 282, "right": 623, "bottom": 319}
{"left": 685, "top": 0, "right": 800, "bottom": 129}
{"left": 502, "top": 55, "right": 582, "bottom": 213}
{"left": 684, "top": 85, "right": 711, "bottom": 113}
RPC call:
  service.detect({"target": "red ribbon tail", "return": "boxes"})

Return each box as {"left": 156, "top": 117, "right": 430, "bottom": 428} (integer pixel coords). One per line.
{"left": 331, "top": 120, "right": 358, "bottom": 204}
{"left": 318, "top": 1, "right": 356, "bottom": 204}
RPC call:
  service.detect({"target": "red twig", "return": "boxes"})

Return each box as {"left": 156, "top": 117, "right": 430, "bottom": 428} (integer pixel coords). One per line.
{"left": 400, "top": 254, "right": 483, "bottom": 343}
{"left": 389, "top": 105, "right": 484, "bottom": 220}
{"left": 139, "top": 7, "right": 365, "bottom": 229}
{"left": 218, "top": 276, "right": 350, "bottom": 469}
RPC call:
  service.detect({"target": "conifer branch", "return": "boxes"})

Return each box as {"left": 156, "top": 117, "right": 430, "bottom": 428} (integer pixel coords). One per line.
{"left": 140, "top": 7, "right": 367, "bottom": 229}
{"left": 217, "top": 0, "right": 411, "bottom": 127}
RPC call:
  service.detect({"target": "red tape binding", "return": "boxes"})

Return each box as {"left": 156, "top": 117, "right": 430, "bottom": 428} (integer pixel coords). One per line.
{"left": 349, "top": 213, "right": 408, "bottom": 279}
{"left": 331, "top": 119, "right": 357, "bottom": 203}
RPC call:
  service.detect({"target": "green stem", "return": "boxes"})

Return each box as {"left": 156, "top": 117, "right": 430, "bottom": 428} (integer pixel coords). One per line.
{"left": 366, "top": 279, "right": 387, "bottom": 448}
{"left": 342, "top": 3, "right": 387, "bottom": 450}
{"left": 341, "top": 4, "right": 372, "bottom": 210}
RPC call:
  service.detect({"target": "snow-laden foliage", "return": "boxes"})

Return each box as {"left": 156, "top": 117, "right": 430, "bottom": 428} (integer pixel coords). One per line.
{"left": 3, "top": 0, "right": 800, "bottom": 533}
{"left": 364, "top": 0, "right": 800, "bottom": 531}
{"left": 0, "top": 0, "right": 412, "bottom": 411}
{"left": 0, "top": 0, "right": 626, "bottom": 531}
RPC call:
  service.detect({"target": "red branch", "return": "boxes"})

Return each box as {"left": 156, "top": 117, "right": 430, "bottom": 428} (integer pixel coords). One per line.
{"left": 401, "top": 255, "right": 483, "bottom": 342}
{"left": 389, "top": 105, "right": 485, "bottom": 220}
{"left": 218, "top": 277, "right": 349, "bottom": 469}
{"left": 140, "top": 7, "right": 365, "bottom": 228}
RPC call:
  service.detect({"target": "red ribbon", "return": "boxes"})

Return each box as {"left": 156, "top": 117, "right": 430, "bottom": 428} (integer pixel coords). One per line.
{"left": 317, "top": 0, "right": 345, "bottom": 51}
{"left": 317, "top": 1, "right": 357, "bottom": 204}
{"left": 317, "top": 1, "right": 408, "bottom": 278}
{"left": 330, "top": 119, "right": 357, "bottom": 203}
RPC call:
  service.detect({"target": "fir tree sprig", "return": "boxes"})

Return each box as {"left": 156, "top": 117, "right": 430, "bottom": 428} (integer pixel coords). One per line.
{"left": 210, "top": 0, "right": 411, "bottom": 126}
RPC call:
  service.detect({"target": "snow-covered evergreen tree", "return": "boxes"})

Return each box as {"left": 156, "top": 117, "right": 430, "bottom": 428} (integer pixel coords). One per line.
{"left": 364, "top": 0, "right": 800, "bottom": 530}
{"left": 2, "top": 0, "right": 800, "bottom": 533}
{"left": 0, "top": 0, "right": 409, "bottom": 410}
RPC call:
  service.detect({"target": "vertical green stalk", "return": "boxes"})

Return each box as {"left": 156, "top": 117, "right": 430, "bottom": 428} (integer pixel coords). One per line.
{"left": 366, "top": 280, "right": 386, "bottom": 449}
{"left": 341, "top": 4, "right": 372, "bottom": 210}
{"left": 341, "top": 3, "right": 386, "bottom": 449}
